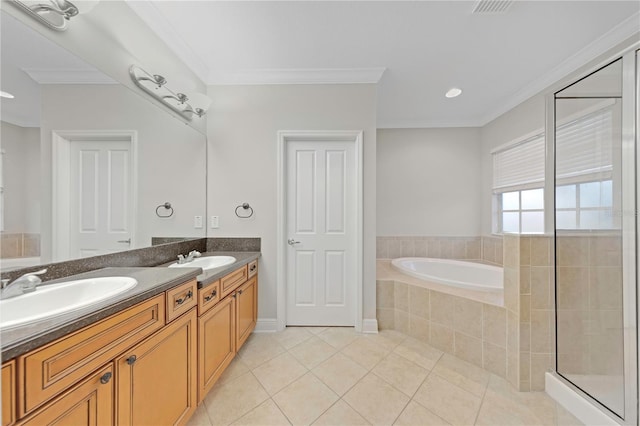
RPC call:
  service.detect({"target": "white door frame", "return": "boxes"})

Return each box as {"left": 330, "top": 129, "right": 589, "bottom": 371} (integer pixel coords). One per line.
{"left": 52, "top": 130, "right": 138, "bottom": 261}
{"left": 276, "top": 130, "right": 363, "bottom": 332}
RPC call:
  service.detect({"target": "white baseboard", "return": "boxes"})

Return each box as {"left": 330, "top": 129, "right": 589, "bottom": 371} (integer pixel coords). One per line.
{"left": 361, "top": 319, "right": 379, "bottom": 333}
{"left": 254, "top": 318, "right": 278, "bottom": 333}
{"left": 545, "top": 372, "right": 621, "bottom": 426}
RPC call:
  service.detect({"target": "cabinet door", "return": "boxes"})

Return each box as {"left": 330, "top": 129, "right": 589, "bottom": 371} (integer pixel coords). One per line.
{"left": 198, "top": 295, "right": 235, "bottom": 402}
{"left": 117, "top": 309, "right": 197, "bottom": 426}
{"left": 2, "top": 361, "right": 16, "bottom": 426}
{"left": 17, "top": 364, "right": 113, "bottom": 426}
{"left": 235, "top": 275, "right": 257, "bottom": 349}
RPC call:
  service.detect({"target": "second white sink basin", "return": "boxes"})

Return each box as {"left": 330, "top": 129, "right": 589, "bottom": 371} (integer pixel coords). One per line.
{"left": 0, "top": 277, "right": 137, "bottom": 330}
{"left": 168, "top": 256, "right": 236, "bottom": 271}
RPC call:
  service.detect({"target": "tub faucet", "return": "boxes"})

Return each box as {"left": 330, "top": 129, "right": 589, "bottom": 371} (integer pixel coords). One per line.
{"left": 1, "top": 269, "right": 47, "bottom": 299}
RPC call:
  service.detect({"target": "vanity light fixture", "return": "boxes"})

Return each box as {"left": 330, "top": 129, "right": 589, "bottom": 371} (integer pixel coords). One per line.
{"left": 445, "top": 87, "right": 463, "bottom": 98}
{"left": 0, "top": 91, "right": 15, "bottom": 99}
{"left": 129, "top": 65, "right": 211, "bottom": 120}
{"left": 10, "top": 0, "right": 100, "bottom": 31}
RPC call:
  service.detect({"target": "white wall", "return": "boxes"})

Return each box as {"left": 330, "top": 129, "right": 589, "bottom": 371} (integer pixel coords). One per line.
{"left": 39, "top": 85, "right": 207, "bottom": 262}
{"left": 377, "top": 128, "right": 482, "bottom": 236}
{"left": 479, "top": 95, "right": 546, "bottom": 235}
{"left": 207, "top": 84, "right": 377, "bottom": 326}
{"left": 1, "top": 121, "right": 40, "bottom": 232}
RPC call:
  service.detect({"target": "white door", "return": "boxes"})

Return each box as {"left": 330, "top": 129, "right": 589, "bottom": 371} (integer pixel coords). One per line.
{"left": 69, "top": 140, "right": 133, "bottom": 258}
{"left": 286, "top": 140, "right": 357, "bottom": 325}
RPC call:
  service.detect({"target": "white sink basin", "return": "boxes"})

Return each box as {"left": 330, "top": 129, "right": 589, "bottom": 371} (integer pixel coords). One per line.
{"left": 168, "top": 256, "right": 236, "bottom": 271}
{"left": 0, "top": 277, "right": 137, "bottom": 329}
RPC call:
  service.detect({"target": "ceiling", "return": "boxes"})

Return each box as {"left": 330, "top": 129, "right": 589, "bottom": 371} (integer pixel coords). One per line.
{"left": 127, "top": 0, "right": 639, "bottom": 128}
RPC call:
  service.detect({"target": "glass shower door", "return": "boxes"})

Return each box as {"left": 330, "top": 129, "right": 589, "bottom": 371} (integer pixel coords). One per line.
{"left": 554, "top": 56, "right": 635, "bottom": 423}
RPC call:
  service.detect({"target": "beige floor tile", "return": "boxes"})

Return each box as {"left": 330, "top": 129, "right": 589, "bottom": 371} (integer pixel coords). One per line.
{"left": 431, "top": 353, "right": 490, "bottom": 397}
{"left": 394, "top": 401, "right": 450, "bottom": 426}
{"left": 217, "top": 357, "right": 250, "bottom": 386}
{"left": 317, "top": 327, "right": 360, "bottom": 349}
{"left": 238, "top": 336, "right": 286, "bottom": 369}
{"left": 361, "top": 330, "right": 407, "bottom": 351}
{"left": 252, "top": 353, "right": 308, "bottom": 395}
{"left": 204, "top": 372, "right": 270, "bottom": 425}
{"left": 231, "top": 399, "right": 292, "bottom": 426}
{"left": 273, "top": 373, "right": 339, "bottom": 425}
{"left": 341, "top": 337, "right": 391, "bottom": 370}
{"left": 372, "top": 352, "right": 428, "bottom": 396}
{"left": 275, "top": 327, "right": 314, "bottom": 349}
{"left": 343, "top": 373, "right": 410, "bottom": 425}
{"left": 312, "top": 353, "right": 367, "bottom": 396}
{"left": 305, "top": 327, "right": 329, "bottom": 335}
{"left": 289, "top": 336, "right": 338, "bottom": 369}
{"left": 393, "top": 337, "right": 443, "bottom": 370}
{"left": 481, "top": 375, "right": 555, "bottom": 426}
{"left": 413, "top": 374, "right": 482, "bottom": 426}
{"left": 187, "top": 405, "right": 212, "bottom": 426}
{"left": 312, "top": 400, "right": 370, "bottom": 425}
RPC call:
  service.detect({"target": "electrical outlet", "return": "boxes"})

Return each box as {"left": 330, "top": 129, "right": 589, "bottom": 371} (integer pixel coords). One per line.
{"left": 194, "top": 215, "right": 203, "bottom": 229}
{"left": 210, "top": 215, "right": 219, "bottom": 229}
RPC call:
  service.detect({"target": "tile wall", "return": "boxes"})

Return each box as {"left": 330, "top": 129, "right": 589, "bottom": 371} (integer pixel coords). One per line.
{"left": 0, "top": 233, "right": 40, "bottom": 258}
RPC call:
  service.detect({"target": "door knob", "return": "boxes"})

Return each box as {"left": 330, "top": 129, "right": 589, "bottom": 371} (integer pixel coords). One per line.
{"left": 117, "top": 238, "right": 131, "bottom": 244}
{"left": 287, "top": 239, "right": 301, "bottom": 245}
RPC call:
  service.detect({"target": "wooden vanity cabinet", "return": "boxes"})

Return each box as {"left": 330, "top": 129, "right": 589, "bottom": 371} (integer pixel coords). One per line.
{"left": 117, "top": 308, "right": 197, "bottom": 426}
{"left": 17, "top": 364, "right": 114, "bottom": 426}
{"left": 2, "top": 361, "right": 16, "bottom": 426}
{"left": 235, "top": 276, "right": 258, "bottom": 349}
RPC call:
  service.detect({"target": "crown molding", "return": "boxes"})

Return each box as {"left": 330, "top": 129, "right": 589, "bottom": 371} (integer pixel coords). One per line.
{"left": 208, "top": 68, "right": 387, "bottom": 85}
{"left": 124, "top": 0, "right": 210, "bottom": 84}
{"left": 377, "top": 117, "right": 482, "bottom": 129}
{"left": 23, "top": 68, "right": 118, "bottom": 84}
{"left": 477, "top": 11, "right": 640, "bottom": 127}
{"left": 1, "top": 114, "right": 40, "bottom": 128}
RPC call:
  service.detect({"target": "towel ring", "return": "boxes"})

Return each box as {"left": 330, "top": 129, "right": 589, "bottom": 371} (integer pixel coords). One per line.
{"left": 235, "top": 203, "right": 254, "bottom": 218}
{"left": 156, "top": 202, "right": 174, "bottom": 218}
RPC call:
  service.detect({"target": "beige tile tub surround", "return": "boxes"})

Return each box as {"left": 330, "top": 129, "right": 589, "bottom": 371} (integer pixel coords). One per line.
{"left": 188, "top": 327, "right": 579, "bottom": 426}
{"left": 0, "top": 232, "right": 40, "bottom": 258}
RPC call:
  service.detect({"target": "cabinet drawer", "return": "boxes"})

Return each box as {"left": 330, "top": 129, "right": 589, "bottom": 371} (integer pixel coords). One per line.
{"left": 220, "top": 266, "right": 248, "bottom": 299}
{"left": 2, "top": 361, "right": 16, "bottom": 426}
{"left": 166, "top": 279, "right": 197, "bottom": 323}
{"left": 17, "top": 364, "right": 114, "bottom": 426}
{"left": 18, "top": 295, "right": 165, "bottom": 416}
{"left": 198, "top": 281, "right": 220, "bottom": 316}
{"left": 247, "top": 260, "right": 258, "bottom": 279}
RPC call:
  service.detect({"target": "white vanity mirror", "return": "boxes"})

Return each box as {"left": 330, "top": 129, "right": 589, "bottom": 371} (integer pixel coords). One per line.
{"left": 0, "top": 10, "right": 207, "bottom": 271}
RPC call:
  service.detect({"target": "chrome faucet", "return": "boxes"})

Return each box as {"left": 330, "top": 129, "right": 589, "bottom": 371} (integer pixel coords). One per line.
{"left": 177, "top": 251, "right": 201, "bottom": 265}
{"left": 0, "top": 269, "right": 48, "bottom": 299}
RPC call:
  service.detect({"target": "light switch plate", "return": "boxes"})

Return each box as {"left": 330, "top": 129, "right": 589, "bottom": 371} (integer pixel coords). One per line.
{"left": 210, "top": 216, "right": 219, "bottom": 229}
{"left": 194, "top": 215, "right": 203, "bottom": 229}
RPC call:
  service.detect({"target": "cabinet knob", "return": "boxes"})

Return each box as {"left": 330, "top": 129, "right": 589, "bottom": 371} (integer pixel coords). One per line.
{"left": 176, "top": 290, "right": 193, "bottom": 306}
{"left": 250, "top": 264, "right": 257, "bottom": 271}
{"left": 238, "top": 289, "right": 243, "bottom": 295}
{"left": 126, "top": 355, "right": 137, "bottom": 365}
{"left": 100, "top": 372, "right": 112, "bottom": 384}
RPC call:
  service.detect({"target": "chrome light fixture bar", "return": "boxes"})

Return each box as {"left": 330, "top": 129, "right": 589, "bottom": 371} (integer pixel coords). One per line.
{"left": 129, "top": 65, "right": 211, "bottom": 120}
{"left": 10, "top": 0, "right": 99, "bottom": 31}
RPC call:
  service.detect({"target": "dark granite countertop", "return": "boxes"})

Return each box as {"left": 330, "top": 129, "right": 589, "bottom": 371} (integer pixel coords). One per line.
{"left": 185, "top": 252, "right": 261, "bottom": 288}
{"left": 0, "top": 267, "right": 201, "bottom": 361}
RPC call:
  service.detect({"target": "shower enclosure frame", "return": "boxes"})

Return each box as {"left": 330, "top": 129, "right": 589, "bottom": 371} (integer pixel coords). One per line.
{"left": 549, "top": 46, "right": 639, "bottom": 426}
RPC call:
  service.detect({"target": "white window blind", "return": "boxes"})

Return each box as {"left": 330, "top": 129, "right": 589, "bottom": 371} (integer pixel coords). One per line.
{"left": 492, "top": 134, "right": 545, "bottom": 192}
{"left": 556, "top": 107, "right": 613, "bottom": 184}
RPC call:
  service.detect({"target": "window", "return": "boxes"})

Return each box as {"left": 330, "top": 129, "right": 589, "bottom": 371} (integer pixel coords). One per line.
{"left": 492, "top": 133, "right": 545, "bottom": 234}
{"left": 556, "top": 180, "right": 613, "bottom": 229}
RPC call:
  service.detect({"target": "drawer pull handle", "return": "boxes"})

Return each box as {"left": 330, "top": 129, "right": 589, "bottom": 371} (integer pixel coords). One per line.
{"left": 250, "top": 264, "right": 257, "bottom": 271}
{"left": 204, "top": 289, "right": 217, "bottom": 301}
{"left": 126, "top": 355, "right": 137, "bottom": 365}
{"left": 100, "top": 372, "right": 112, "bottom": 384}
{"left": 176, "top": 290, "right": 193, "bottom": 306}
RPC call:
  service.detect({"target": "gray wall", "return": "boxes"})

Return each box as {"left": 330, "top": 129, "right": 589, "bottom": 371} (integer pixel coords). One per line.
{"left": 207, "top": 83, "right": 378, "bottom": 326}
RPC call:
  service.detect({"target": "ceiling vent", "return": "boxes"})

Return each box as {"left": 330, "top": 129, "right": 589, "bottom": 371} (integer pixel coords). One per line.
{"left": 472, "top": 0, "right": 513, "bottom": 14}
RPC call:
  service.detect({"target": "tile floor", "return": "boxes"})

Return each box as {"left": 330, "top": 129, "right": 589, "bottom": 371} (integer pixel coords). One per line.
{"left": 188, "top": 327, "right": 583, "bottom": 426}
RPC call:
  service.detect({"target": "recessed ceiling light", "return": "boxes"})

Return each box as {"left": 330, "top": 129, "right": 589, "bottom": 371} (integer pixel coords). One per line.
{"left": 0, "top": 91, "right": 15, "bottom": 99}
{"left": 445, "top": 88, "right": 462, "bottom": 98}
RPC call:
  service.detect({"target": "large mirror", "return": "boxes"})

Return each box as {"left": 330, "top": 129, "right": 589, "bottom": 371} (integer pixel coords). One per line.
{"left": 0, "top": 10, "right": 207, "bottom": 271}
